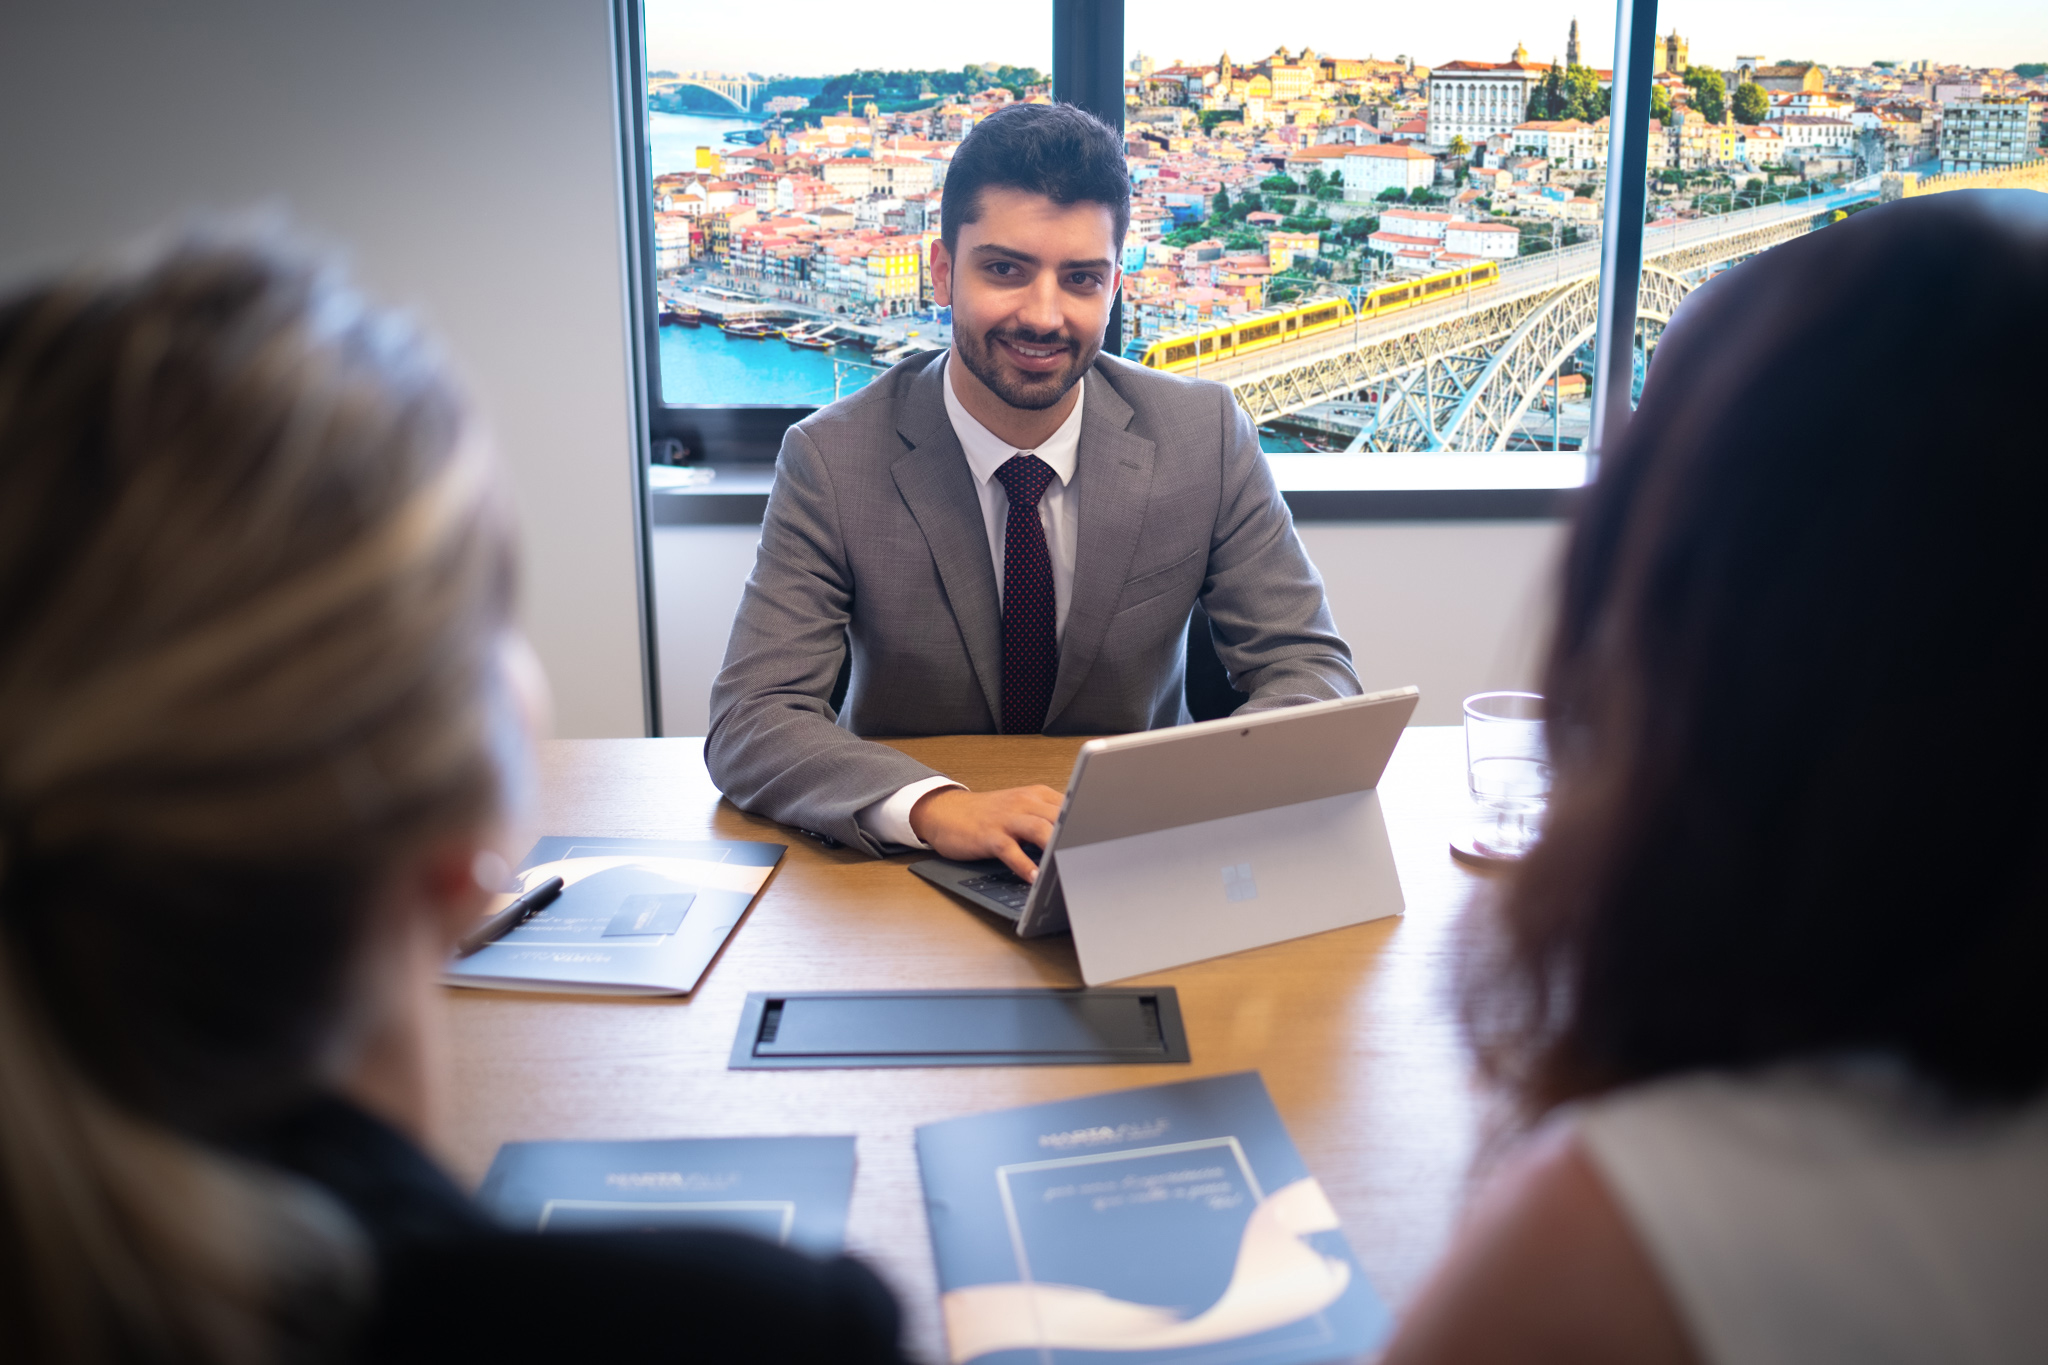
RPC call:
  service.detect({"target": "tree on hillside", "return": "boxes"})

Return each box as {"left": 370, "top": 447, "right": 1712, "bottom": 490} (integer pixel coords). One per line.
{"left": 1651, "top": 85, "right": 1673, "bottom": 121}
{"left": 1213, "top": 188, "right": 1232, "bottom": 219}
{"left": 1376, "top": 185, "right": 1407, "bottom": 202}
{"left": 1303, "top": 168, "right": 1328, "bottom": 194}
{"left": 810, "top": 65, "right": 1046, "bottom": 110}
{"left": 1449, "top": 135, "right": 1471, "bottom": 159}
{"left": 1732, "top": 80, "right": 1770, "bottom": 125}
{"left": 1526, "top": 63, "right": 1610, "bottom": 122}
{"left": 1262, "top": 173, "right": 1300, "bottom": 193}
{"left": 1684, "top": 66, "right": 1728, "bottom": 124}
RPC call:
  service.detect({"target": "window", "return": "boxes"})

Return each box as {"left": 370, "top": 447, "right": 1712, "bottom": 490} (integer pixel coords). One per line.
{"left": 1620, "top": 7, "right": 2043, "bottom": 405}
{"left": 633, "top": 0, "right": 1050, "bottom": 447}
{"left": 1115, "top": 3, "right": 1625, "bottom": 493}
{"left": 619, "top": 1, "right": 2043, "bottom": 503}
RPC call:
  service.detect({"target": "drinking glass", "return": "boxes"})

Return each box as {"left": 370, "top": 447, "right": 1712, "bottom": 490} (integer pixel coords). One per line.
{"left": 1455, "top": 691, "right": 1551, "bottom": 863}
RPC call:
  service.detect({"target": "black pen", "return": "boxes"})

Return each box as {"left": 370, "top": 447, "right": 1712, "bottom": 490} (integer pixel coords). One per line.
{"left": 455, "top": 876, "right": 565, "bottom": 957}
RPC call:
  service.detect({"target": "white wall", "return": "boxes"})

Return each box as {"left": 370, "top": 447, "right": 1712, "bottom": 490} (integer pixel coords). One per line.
{"left": 1299, "top": 522, "right": 1562, "bottom": 724}
{"left": 0, "top": 1, "right": 649, "bottom": 737}
{"left": 655, "top": 524, "right": 762, "bottom": 736}
{"left": 655, "top": 519, "right": 1563, "bottom": 735}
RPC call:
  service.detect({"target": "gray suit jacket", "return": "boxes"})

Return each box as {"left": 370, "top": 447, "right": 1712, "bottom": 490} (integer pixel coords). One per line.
{"left": 705, "top": 350, "right": 1358, "bottom": 855}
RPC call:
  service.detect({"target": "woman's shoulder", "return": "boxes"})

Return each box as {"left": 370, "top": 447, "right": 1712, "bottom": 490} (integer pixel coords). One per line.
{"left": 1378, "top": 1120, "right": 1697, "bottom": 1365}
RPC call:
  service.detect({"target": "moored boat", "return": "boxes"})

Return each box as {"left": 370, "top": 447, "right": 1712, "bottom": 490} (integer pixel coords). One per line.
{"left": 782, "top": 322, "right": 837, "bottom": 350}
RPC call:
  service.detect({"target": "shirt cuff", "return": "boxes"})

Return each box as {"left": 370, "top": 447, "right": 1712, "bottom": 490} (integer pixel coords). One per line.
{"left": 855, "top": 776, "right": 965, "bottom": 850}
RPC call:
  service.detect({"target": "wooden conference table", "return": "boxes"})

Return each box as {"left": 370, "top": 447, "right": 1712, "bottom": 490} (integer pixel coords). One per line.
{"left": 441, "top": 728, "right": 1492, "bottom": 1362}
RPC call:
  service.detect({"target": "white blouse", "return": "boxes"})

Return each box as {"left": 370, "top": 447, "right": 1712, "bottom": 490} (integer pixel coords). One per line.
{"left": 1577, "top": 1065, "right": 2048, "bottom": 1365}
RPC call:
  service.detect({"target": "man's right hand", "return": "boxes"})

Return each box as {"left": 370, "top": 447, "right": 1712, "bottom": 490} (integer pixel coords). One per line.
{"left": 909, "top": 785, "right": 1066, "bottom": 882}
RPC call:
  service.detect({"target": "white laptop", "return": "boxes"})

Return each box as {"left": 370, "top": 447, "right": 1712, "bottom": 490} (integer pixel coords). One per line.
{"left": 910, "top": 685, "right": 1418, "bottom": 985}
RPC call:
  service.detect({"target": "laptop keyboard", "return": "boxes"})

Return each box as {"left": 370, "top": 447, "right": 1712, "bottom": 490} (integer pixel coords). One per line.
{"left": 959, "top": 872, "right": 1032, "bottom": 913}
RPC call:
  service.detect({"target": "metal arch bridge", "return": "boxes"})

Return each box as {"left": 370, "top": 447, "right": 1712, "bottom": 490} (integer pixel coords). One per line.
{"left": 1206, "top": 194, "right": 1866, "bottom": 452}
{"left": 656, "top": 73, "right": 766, "bottom": 113}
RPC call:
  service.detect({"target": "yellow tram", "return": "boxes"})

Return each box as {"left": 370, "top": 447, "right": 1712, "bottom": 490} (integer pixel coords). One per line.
{"left": 1127, "top": 260, "right": 1501, "bottom": 374}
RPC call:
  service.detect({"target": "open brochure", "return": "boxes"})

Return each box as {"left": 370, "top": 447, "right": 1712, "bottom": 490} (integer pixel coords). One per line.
{"left": 916, "top": 1071, "right": 1390, "bottom": 1365}
{"left": 442, "top": 835, "right": 783, "bottom": 995}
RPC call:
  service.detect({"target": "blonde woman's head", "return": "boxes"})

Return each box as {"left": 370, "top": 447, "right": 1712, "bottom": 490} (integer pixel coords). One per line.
{"left": 0, "top": 235, "right": 523, "bottom": 1362}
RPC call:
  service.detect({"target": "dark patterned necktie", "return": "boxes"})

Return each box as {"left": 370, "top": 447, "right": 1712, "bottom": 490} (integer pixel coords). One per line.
{"left": 994, "top": 454, "right": 1058, "bottom": 735}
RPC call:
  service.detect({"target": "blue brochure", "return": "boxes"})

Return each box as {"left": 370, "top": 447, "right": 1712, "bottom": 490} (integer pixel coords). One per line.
{"left": 916, "top": 1072, "right": 1390, "bottom": 1365}
{"left": 443, "top": 836, "right": 783, "bottom": 995}
{"left": 476, "top": 1134, "right": 857, "bottom": 1256}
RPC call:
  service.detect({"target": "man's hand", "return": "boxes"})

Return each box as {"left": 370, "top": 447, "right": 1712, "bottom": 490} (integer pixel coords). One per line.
{"left": 909, "top": 785, "right": 1065, "bottom": 882}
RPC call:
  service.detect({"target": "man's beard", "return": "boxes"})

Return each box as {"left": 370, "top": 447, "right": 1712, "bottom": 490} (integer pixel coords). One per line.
{"left": 953, "top": 323, "right": 1101, "bottom": 412}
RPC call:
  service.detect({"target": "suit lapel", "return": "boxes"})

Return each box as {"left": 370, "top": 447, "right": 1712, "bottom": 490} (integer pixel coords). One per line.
{"left": 1048, "top": 364, "right": 1156, "bottom": 727}
{"left": 892, "top": 358, "right": 1004, "bottom": 724}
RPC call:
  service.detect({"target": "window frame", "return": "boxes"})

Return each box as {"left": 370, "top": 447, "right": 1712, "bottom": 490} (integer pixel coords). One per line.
{"left": 614, "top": 0, "right": 1656, "bottom": 504}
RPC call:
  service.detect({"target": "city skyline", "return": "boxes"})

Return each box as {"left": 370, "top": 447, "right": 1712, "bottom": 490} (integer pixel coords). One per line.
{"left": 651, "top": 1, "right": 2040, "bottom": 80}
{"left": 1125, "top": 0, "right": 2038, "bottom": 75}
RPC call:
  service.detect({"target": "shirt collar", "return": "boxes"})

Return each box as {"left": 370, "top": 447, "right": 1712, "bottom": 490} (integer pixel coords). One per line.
{"left": 941, "top": 352, "right": 1084, "bottom": 488}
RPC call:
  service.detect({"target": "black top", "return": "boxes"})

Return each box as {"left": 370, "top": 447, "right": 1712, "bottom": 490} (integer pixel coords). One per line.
{"left": 245, "top": 1098, "right": 908, "bottom": 1364}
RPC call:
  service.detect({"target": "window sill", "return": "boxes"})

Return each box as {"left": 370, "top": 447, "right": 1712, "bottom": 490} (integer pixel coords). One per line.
{"left": 648, "top": 460, "right": 1581, "bottom": 526}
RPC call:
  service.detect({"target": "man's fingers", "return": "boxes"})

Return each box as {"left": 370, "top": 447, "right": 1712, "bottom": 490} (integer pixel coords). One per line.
{"left": 992, "top": 837, "right": 1039, "bottom": 883}
{"left": 1004, "top": 814, "right": 1058, "bottom": 852}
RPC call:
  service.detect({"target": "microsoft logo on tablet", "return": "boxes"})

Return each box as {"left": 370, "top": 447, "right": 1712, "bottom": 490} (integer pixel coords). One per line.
{"left": 1222, "top": 864, "right": 1259, "bottom": 903}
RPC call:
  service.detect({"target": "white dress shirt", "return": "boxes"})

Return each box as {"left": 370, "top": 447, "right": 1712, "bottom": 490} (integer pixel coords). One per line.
{"left": 854, "top": 354, "right": 1087, "bottom": 848}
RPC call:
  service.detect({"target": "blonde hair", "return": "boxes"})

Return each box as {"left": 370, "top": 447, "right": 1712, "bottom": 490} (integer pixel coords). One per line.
{"left": 0, "top": 238, "right": 517, "bottom": 1362}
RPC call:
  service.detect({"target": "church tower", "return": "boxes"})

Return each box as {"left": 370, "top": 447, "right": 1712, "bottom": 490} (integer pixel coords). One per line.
{"left": 1665, "top": 29, "right": 1689, "bottom": 75}
{"left": 1566, "top": 19, "right": 1581, "bottom": 68}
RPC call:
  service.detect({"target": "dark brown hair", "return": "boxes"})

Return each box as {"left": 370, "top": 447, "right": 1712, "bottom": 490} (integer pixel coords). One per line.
{"left": 940, "top": 102, "right": 1131, "bottom": 252}
{"left": 1467, "top": 191, "right": 2048, "bottom": 1118}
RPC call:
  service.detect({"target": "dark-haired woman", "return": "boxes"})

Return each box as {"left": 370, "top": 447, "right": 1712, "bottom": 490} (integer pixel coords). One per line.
{"left": 0, "top": 241, "right": 905, "bottom": 1363}
{"left": 1383, "top": 190, "right": 2048, "bottom": 1365}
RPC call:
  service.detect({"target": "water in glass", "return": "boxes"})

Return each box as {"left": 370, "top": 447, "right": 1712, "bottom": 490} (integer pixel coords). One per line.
{"left": 1461, "top": 692, "right": 1550, "bottom": 860}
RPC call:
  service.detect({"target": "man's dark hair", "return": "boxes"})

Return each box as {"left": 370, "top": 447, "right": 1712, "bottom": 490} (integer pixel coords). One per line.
{"left": 940, "top": 103, "right": 1130, "bottom": 253}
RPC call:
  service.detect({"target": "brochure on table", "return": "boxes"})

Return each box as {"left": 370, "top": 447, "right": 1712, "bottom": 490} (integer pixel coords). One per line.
{"left": 477, "top": 1134, "right": 856, "bottom": 1255}
{"left": 916, "top": 1071, "right": 1390, "bottom": 1365}
{"left": 443, "top": 835, "right": 783, "bottom": 995}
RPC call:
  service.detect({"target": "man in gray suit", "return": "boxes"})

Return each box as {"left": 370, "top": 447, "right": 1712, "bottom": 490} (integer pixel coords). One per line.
{"left": 708, "top": 103, "right": 1357, "bottom": 880}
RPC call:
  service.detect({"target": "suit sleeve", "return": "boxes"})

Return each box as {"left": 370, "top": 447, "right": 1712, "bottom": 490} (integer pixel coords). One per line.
{"left": 1200, "top": 387, "right": 1362, "bottom": 711}
{"left": 705, "top": 424, "right": 944, "bottom": 856}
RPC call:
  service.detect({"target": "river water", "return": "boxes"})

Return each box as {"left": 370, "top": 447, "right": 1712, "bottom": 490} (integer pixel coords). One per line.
{"left": 648, "top": 110, "right": 761, "bottom": 175}
{"left": 649, "top": 111, "right": 890, "bottom": 405}
{"left": 658, "top": 323, "right": 877, "bottom": 407}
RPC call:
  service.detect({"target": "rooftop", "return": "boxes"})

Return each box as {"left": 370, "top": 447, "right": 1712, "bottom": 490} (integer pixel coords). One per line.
{"left": 1434, "top": 59, "right": 1550, "bottom": 75}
